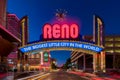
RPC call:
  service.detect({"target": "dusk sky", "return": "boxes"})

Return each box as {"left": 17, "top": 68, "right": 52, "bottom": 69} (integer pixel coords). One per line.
{"left": 7, "top": 0, "right": 120, "bottom": 66}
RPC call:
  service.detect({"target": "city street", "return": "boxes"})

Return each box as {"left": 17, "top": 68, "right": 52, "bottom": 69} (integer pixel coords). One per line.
{"left": 35, "top": 71, "right": 87, "bottom": 80}
{"left": 16, "top": 70, "right": 87, "bottom": 80}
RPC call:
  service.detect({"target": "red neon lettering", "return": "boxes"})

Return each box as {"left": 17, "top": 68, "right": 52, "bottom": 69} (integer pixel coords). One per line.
{"left": 53, "top": 24, "right": 60, "bottom": 38}
{"left": 70, "top": 24, "right": 79, "bottom": 38}
{"left": 43, "top": 23, "right": 79, "bottom": 39}
{"left": 43, "top": 24, "right": 52, "bottom": 39}
{"left": 61, "top": 24, "right": 69, "bottom": 38}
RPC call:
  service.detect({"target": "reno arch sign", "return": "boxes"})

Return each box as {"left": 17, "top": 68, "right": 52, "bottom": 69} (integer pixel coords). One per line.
{"left": 19, "top": 23, "right": 103, "bottom": 53}
{"left": 43, "top": 23, "right": 79, "bottom": 40}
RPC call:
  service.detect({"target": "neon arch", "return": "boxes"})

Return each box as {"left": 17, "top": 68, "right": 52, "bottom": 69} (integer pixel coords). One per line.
{"left": 19, "top": 40, "right": 103, "bottom": 54}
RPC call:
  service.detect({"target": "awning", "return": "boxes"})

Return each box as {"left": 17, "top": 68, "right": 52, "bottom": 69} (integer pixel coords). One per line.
{"left": 0, "top": 36, "right": 15, "bottom": 56}
{"left": 0, "top": 24, "right": 21, "bottom": 42}
{"left": 0, "top": 24, "right": 21, "bottom": 56}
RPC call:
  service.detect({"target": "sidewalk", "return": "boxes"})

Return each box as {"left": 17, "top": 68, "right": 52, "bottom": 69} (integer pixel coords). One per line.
{"left": 0, "top": 72, "right": 14, "bottom": 80}
{"left": 0, "top": 73, "right": 7, "bottom": 79}
{"left": 1, "top": 71, "right": 41, "bottom": 80}
{"left": 68, "top": 70, "right": 117, "bottom": 80}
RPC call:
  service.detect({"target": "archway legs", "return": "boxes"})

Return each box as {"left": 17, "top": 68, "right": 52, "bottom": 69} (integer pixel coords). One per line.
{"left": 93, "top": 53, "right": 98, "bottom": 73}
{"left": 100, "top": 51, "right": 106, "bottom": 73}
{"left": 93, "top": 51, "right": 106, "bottom": 73}
{"left": 17, "top": 52, "right": 29, "bottom": 72}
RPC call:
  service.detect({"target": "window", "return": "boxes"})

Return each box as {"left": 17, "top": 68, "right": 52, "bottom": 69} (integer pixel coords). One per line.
{"left": 115, "top": 37, "right": 120, "bottom": 41}
{"left": 115, "top": 43, "right": 120, "bottom": 47}
{"left": 115, "top": 49, "right": 120, "bottom": 53}
{"left": 105, "top": 43, "right": 113, "bottom": 47}
{"left": 105, "top": 37, "right": 113, "bottom": 41}
{"left": 105, "top": 49, "right": 114, "bottom": 53}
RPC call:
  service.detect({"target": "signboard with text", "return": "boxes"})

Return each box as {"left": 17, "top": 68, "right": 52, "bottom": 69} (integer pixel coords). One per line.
{"left": 43, "top": 52, "right": 49, "bottom": 62}
{"left": 43, "top": 23, "right": 80, "bottom": 41}
{"left": 19, "top": 22, "right": 104, "bottom": 53}
{"left": 20, "top": 41, "right": 103, "bottom": 53}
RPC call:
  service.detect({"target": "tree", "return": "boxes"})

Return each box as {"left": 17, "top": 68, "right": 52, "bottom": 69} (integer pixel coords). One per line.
{"left": 51, "top": 62, "right": 57, "bottom": 69}
{"left": 63, "top": 58, "right": 71, "bottom": 69}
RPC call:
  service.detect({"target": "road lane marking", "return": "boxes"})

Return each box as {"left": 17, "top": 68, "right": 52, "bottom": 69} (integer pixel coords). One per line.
{"left": 37, "top": 74, "right": 50, "bottom": 80}
{"left": 32, "top": 73, "right": 50, "bottom": 80}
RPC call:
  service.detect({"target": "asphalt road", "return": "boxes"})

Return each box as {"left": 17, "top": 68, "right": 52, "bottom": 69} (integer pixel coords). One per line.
{"left": 37, "top": 71, "right": 87, "bottom": 80}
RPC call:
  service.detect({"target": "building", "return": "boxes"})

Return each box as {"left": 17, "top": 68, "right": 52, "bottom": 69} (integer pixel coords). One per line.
{"left": 71, "top": 35, "right": 120, "bottom": 72}
{"left": 105, "top": 35, "right": 120, "bottom": 70}
{"left": 39, "top": 51, "right": 51, "bottom": 71}
{"left": 28, "top": 53, "right": 41, "bottom": 71}
{"left": 0, "top": 0, "right": 21, "bottom": 73}
{"left": 7, "top": 14, "right": 21, "bottom": 39}
{"left": 0, "top": 0, "right": 7, "bottom": 27}
{"left": 6, "top": 13, "right": 21, "bottom": 70}
{"left": 23, "top": 51, "right": 51, "bottom": 71}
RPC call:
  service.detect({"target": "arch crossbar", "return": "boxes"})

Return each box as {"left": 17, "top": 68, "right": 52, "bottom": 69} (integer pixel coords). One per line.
{"left": 19, "top": 41, "right": 103, "bottom": 54}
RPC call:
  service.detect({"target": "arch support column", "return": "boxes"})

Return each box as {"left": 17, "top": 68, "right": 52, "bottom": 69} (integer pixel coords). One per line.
{"left": 100, "top": 51, "right": 106, "bottom": 73}
{"left": 93, "top": 54, "right": 100, "bottom": 73}
{"left": 93, "top": 51, "right": 106, "bottom": 73}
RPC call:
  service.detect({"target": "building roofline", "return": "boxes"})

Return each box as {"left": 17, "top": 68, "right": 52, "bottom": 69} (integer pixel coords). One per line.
{"left": 7, "top": 14, "right": 20, "bottom": 21}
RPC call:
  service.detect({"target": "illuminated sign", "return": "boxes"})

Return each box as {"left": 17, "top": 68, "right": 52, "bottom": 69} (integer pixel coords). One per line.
{"left": 19, "top": 41, "right": 103, "bottom": 53}
{"left": 43, "top": 52, "right": 49, "bottom": 62}
{"left": 43, "top": 23, "right": 79, "bottom": 39}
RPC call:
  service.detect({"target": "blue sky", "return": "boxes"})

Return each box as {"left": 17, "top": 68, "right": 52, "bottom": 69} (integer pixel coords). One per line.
{"left": 7, "top": 0, "right": 120, "bottom": 66}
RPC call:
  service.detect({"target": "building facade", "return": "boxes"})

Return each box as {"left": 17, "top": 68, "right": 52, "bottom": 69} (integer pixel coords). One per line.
{"left": 6, "top": 13, "right": 21, "bottom": 70}
{"left": 71, "top": 35, "right": 120, "bottom": 72}
{"left": 28, "top": 53, "right": 41, "bottom": 71}
{"left": 105, "top": 35, "right": 120, "bottom": 69}
{"left": 7, "top": 14, "right": 21, "bottom": 39}
{"left": 25, "top": 51, "right": 51, "bottom": 71}
{"left": 0, "top": 0, "right": 21, "bottom": 73}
